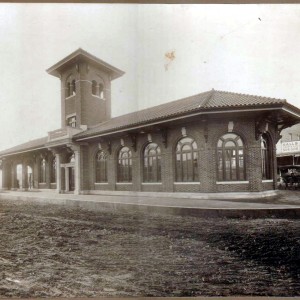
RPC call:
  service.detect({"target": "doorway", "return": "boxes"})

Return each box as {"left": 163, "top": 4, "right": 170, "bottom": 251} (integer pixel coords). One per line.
{"left": 69, "top": 167, "right": 75, "bottom": 191}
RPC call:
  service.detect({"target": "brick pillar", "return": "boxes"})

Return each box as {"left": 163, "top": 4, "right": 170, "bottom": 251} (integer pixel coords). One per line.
{"left": 80, "top": 144, "right": 90, "bottom": 193}
{"left": 107, "top": 156, "right": 116, "bottom": 190}
{"left": 162, "top": 148, "right": 173, "bottom": 192}
{"left": 132, "top": 150, "right": 141, "bottom": 191}
{"left": 199, "top": 145, "right": 216, "bottom": 192}
{"left": 248, "top": 144, "right": 263, "bottom": 192}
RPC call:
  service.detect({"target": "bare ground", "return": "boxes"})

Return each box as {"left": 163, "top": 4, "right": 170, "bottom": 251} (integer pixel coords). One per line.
{"left": 0, "top": 198, "right": 299, "bottom": 297}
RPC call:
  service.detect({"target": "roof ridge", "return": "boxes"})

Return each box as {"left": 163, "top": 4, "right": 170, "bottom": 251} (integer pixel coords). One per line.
{"left": 214, "top": 89, "right": 286, "bottom": 102}
{"left": 199, "top": 89, "right": 215, "bottom": 108}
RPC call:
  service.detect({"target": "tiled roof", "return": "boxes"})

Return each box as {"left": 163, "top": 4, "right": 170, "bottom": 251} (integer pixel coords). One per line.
{"left": 74, "top": 89, "right": 292, "bottom": 139}
{"left": 0, "top": 136, "right": 48, "bottom": 156}
{"left": 1, "top": 89, "right": 299, "bottom": 156}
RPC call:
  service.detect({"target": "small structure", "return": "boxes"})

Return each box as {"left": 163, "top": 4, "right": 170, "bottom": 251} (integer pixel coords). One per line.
{"left": 1, "top": 48, "right": 300, "bottom": 195}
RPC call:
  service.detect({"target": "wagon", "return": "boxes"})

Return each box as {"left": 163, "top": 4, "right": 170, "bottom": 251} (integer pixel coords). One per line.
{"left": 278, "top": 165, "right": 300, "bottom": 189}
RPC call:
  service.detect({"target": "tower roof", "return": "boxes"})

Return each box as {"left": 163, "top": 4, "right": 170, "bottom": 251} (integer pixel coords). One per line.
{"left": 46, "top": 48, "right": 125, "bottom": 80}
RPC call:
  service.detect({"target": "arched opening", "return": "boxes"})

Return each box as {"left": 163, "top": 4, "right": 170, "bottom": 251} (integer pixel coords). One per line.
{"left": 261, "top": 134, "right": 273, "bottom": 180}
{"left": 16, "top": 164, "right": 22, "bottom": 189}
{"left": 39, "top": 159, "right": 46, "bottom": 183}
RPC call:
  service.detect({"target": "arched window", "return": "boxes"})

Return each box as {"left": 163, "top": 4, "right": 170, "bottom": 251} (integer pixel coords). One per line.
{"left": 99, "top": 83, "right": 104, "bottom": 99}
{"left": 51, "top": 157, "right": 56, "bottom": 183}
{"left": 175, "top": 137, "right": 198, "bottom": 182}
{"left": 143, "top": 143, "right": 161, "bottom": 182}
{"left": 71, "top": 79, "right": 76, "bottom": 95}
{"left": 117, "top": 147, "right": 132, "bottom": 182}
{"left": 92, "top": 80, "right": 97, "bottom": 95}
{"left": 95, "top": 150, "right": 108, "bottom": 182}
{"left": 39, "top": 158, "right": 46, "bottom": 183}
{"left": 261, "top": 134, "right": 272, "bottom": 180}
{"left": 217, "top": 133, "right": 245, "bottom": 181}
{"left": 66, "top": 82, "right": 71, "bottom": 97}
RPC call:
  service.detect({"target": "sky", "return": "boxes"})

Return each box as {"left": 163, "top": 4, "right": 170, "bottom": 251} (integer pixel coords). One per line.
{"left": 0, "top": 4, "right": 300, "bottom": 151}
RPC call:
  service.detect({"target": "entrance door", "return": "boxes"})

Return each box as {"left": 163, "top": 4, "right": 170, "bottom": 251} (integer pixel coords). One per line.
{"left": 69, "top": 167, "right": 75, "bottom": 191}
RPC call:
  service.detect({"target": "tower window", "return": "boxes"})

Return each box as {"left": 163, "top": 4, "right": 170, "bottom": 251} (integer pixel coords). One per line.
{"left": 67, "top": 116, "right": 76, "bottom": 128}
{"left": 65, "top": 78, "right": 76, "bottom": 98}
{"left": 92, "top": 80, "right": 104, "bottom": 99}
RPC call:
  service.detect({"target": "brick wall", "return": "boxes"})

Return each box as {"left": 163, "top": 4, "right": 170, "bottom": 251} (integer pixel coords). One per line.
{"left": 80, "top": 115, "right": 276, "bottom": 193}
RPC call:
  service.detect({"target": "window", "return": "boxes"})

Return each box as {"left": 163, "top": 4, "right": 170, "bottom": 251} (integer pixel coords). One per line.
{"left": 92, "top": 80, "right": 97, "bottom": 95}
{"left": 261, "top": 134, "right": 272, "bottom": 180}
{"left": 67, "top": 116, "right": 76, "bottom": 128}
{"left": 117, "top": 147, "right": 132, "bottom": 182}
{"left": 175, "top": 137, "right": 198, "bottom": 182}
{"left": 143, "top": 143, "right": 161, "bottom": 182}
{"left": 217, "top": 133, "right": 245, "bottom": 181}
{"left": 99, "top": 83, "right": 104, "bottom": 99}
{"left": 39, "top": 158, "right": 46, "bottom": 183}
{"left": 51, "top": 157, "right": 56, "bottom": 183}
{"left": 95, "top": 150, "right": 108, "bottom": 182}
{"left": 71, "top": 80, "right": 76, "bottom": 95}
{"left": 92, "top": 80, "right": 104, "bottom": 98}
{"left": 66, "top": 82, "right": 71, "bottom": 97}
{"left": 66, "top": 78, "right": 76, "bottom": 97}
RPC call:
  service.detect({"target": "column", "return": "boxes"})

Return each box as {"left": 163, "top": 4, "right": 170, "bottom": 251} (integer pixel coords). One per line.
{"left": 11, "top": 163, "right": 16, "bottom": 190}
{"left": 65, "top": 167, "right": 69, "bottom": 192}
{"left": 74, "top": 149, "right": 81, "bottom": 195}
{"left": 55, "top": 153, "right": 62, "bottom": 193}
{"left": 1, "top": 160, "right": 8, "bottom": 190}
{"left": 21, "top": 162, "right": 27, "bottom": 191}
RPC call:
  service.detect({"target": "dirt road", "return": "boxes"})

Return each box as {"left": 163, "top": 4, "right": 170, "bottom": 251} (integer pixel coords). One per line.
{"left": 0, "top": 198, "right": 299, "bottom": 297}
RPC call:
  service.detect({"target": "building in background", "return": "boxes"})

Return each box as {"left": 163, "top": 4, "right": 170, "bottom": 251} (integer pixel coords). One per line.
{"left": 1, "top": 49, "right": 300, "bottom": 195}
{"left": 277, "top": 123, "right": 300, "bottom": 166}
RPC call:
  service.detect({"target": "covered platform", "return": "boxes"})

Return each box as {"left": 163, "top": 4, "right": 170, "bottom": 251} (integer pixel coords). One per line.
{"left": 0, "top": 189, "right": 299, "bottom": 218}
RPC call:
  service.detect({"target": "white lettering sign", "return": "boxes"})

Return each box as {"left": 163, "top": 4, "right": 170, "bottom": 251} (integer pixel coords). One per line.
{"left": 282, "top": 141, "right": 300, "bottom": 153}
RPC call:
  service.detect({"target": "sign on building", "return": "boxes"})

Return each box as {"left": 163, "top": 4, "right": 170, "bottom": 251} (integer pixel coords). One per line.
{"left": 282, "top": 141, "right": 300, "bottom": 153}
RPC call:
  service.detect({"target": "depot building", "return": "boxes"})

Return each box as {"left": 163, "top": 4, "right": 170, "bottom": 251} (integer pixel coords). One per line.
{"left": 1, "top": 49, "right": 300, "bottom": 195}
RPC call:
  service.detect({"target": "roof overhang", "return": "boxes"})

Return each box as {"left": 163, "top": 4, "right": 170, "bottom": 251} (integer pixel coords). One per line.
{"left": 46, "top": 48, "right": 125, "bottom": 80}
{"left": 75, "top": 104, "right": 300, "bottom": 142}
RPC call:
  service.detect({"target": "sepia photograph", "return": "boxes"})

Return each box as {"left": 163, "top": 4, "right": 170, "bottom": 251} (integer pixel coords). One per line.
{"left": 0, "top": 3, "right": 299, "bottom": 298}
